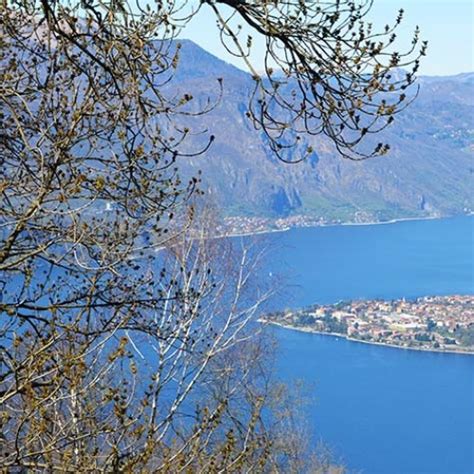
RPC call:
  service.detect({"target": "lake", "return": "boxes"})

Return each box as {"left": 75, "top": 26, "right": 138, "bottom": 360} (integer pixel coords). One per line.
{"left": 251, "top": 215, "right": 473, "bottom": 474}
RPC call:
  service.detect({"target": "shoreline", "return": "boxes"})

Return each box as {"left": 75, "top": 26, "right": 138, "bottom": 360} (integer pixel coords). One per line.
{"left": 259, "top": 319, "right": 474, "bottom": 356}
{"left": 225, "top": 212, "right": 472, "bottom": 239}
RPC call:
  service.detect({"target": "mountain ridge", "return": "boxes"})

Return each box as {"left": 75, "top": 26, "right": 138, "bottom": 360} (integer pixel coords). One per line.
{"left": 171, "top": 40, "right": 473, "bottom": 225}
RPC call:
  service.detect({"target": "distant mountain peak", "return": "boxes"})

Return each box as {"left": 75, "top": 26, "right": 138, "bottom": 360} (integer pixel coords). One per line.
{"left": 172, "top": 39, "right": 249, "bottom": 80}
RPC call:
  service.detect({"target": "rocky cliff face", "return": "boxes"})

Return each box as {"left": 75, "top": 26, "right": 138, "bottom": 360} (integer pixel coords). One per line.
{"left": 173, "top": 40, "right": 473, "bottom": 223}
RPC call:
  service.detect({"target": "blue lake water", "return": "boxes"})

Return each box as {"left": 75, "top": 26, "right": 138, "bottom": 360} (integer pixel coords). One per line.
{"left": 250, "top": 215, "right": 474, "bottom": 474}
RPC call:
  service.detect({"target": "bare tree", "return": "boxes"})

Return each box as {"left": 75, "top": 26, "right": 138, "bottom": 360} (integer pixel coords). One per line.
{"left": 207, "top": 0, "right": 427, "bottom": 161}
{"left": 0, "top": 0, "right": 424, "bottom": 470}
{"left": 1, "top": 215, "right": 287, "bottom": 471}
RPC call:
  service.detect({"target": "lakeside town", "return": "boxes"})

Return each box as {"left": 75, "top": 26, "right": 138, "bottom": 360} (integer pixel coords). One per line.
{"left": 216, "top": 210, "right": 473, "bottom": 238}
{"left": 263, "top": 295, "right": 474, "bottom": 354}
{"left": 218, "top": 215, "right": 334, "bottom": 235}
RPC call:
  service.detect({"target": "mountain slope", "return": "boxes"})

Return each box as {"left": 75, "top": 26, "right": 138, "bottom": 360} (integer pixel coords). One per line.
{"left": 173, "top": 41, "right": 473, "bottom": 224}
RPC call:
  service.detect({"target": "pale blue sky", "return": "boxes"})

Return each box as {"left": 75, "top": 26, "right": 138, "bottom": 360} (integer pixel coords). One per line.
{"left": 180, "top": 0, "right": 473, "bottom": 76}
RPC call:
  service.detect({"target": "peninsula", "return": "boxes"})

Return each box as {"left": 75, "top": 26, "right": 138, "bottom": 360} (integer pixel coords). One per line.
{"left": 263, "top": 295, "right": 474, "bottom": 354}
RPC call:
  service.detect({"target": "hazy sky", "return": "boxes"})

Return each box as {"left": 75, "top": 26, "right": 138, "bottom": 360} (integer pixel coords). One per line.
{"left": 180, "top": 0, "right": 473, "bottom": 76}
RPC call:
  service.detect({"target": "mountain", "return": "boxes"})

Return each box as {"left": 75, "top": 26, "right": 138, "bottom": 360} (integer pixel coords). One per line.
{"left": 172, "top": 40, "right": 474, "bottom": 224}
